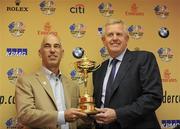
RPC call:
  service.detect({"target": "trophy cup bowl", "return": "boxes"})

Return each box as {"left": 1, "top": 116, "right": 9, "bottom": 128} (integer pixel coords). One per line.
{"left": 76, "top": 59, "right": 95, "bottom": 71}
{"left": 72, "top": 47, "right": 99, "bottom": 115}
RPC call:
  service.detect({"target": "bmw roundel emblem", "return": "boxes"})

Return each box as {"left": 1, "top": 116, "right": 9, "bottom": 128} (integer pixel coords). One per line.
{"left": 158, "top": 27, "right": 169, "bottom": 38}
{"left": 72, "top": 47, "right": 84, "bottom": 59}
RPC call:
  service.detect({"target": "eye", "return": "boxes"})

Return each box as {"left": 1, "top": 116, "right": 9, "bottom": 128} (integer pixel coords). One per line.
{"left": 116, "top": 33, "right": 123, "bottom": 37}
{"left": 43, "top": 43, "right": 51, "bottom": 48}
{"left": 107, "top": 33, "right": 113, "bottom": 37}
{"left": 54, "top": 44, "right": 61, "bottom": 48}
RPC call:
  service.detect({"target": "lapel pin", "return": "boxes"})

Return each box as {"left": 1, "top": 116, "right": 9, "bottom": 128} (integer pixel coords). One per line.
{"left": 43, "top": 81, "right": 47, "bottom": 85}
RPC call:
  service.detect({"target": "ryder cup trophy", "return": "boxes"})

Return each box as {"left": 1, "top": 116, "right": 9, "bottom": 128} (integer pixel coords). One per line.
{"left": 72, "top": 47, "right": 100, "bottom": 114}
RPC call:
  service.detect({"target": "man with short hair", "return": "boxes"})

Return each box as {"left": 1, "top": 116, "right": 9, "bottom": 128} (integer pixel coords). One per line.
{"left": 15, "top": 33, "right": 86, "bottom": 129}
{"left": 93, "top": 19, "right": 163, "bottom": 129}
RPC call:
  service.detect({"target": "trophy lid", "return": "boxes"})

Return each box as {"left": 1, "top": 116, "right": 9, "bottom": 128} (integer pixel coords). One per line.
{"left": 76, "top": 57, "right": 96, "bottom": 70}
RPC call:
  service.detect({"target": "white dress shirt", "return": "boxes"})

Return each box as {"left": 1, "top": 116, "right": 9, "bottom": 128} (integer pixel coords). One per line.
{"left": 42, "top": 67, "right": 69, "bottom": 129}
{"left": 101, "top": 49, "right": 127, "bottom": 108}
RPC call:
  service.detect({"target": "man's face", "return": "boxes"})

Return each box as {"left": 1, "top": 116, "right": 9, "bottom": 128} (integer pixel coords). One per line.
{"left": 39, "top": 35, "right": 64, "bottom": 69}
{"left": 102, "top": 23, "right": 129, "bottom": 58}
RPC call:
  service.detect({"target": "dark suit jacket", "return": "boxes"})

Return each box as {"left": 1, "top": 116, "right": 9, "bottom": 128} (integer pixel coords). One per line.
{"left": 93, "top": 50, "right": 163, "bottom": 129}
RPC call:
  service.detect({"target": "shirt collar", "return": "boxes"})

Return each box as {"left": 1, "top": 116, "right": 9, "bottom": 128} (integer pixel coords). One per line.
{"left": 108, "top": 48, "right": 127, "bottom": 66}
{"left": 42, "top": 66, "right": 61, "bottom": 79}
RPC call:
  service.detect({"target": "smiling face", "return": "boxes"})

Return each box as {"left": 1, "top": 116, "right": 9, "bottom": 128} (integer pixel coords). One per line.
{"left": 102, "top": 23, "right": 129, "bottom": 58}
{"left": 39, "top": 34, "right": 64, "bottom": 70}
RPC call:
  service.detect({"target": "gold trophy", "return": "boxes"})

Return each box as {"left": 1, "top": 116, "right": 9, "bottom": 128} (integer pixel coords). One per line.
{"left": 72, "top": 47, "right": 99, "bottom": 114}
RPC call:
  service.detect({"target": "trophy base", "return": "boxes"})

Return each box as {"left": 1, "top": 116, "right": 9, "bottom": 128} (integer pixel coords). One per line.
{"left": 79, "top": 103, "right": 98, "bottom": 115}
{"left": 79, "top": 93, "right": 99, "bottom": 115}
{"left": 82, "top": 109, "right": 99, "bottom": 115}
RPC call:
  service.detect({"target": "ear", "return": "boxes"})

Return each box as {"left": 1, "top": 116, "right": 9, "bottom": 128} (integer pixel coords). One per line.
{"left": 38, "top": 49, "right": 42, "bottom": 58}
{"left": 126, "top": 34, "right": 129, "bottom": 41}
{"left": 101, "top": 36, "right": 105, "bottom": 42}
{"left": 59, "top": 48, "right": 64, "bottom": 59}
{"left": 101, "top": 36, "right": 106, "bottom": 46}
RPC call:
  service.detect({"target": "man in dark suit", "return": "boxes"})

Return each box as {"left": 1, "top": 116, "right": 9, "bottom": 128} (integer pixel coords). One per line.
{"left": 93, "top": 19, "right": 163, "bottom": 129}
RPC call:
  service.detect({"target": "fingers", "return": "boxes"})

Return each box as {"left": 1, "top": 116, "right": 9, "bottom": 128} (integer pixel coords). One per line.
{"left": 72, "top": 109, "right": 87, "bottom": 117}
{"left": 65, "top": 108, "right": 87, "bottom": 122}
{"left": 95, "top": 108, "right": 116, "bottom": 124}
{"left": 95, "top": 108, "right": 107, "bottom": 124}
{"left": 95, "top": 107, "right": 107, "bottom": 113}
{"left": 96, "top": 120, "right": 104, "bottom": 124}
{"left": 71, "top": 114, "right": 78, "bottom": 121}
{"left": 95, "top": 108, "right": 108, "bottom": 118}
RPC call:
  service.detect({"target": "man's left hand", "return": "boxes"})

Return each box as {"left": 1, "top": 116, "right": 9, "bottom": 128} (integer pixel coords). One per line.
{"left": 95, "top": 108, "right": 117, "bottom": 124}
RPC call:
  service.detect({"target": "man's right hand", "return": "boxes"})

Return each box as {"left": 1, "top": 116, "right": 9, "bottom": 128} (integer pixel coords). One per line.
{"left": 64, "top": 108, "right": 87, "bottom": 122}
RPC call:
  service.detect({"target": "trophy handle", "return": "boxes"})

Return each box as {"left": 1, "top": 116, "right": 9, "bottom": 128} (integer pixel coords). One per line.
{"left": 88, "top": 64, "right": 101, "bottom": 72}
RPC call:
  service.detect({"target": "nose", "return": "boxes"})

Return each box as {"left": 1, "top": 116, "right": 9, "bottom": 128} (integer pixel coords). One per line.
{"left": 112, "top": 34, "right": 118, "bottom": 40}
{"left": 50, "top": 46, "right": 55, "bottom": 52}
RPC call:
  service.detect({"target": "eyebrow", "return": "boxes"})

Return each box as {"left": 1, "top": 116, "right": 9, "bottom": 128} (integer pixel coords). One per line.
{"left": 41, "top": 42, "right": 62, "bottom": 48}
{"left": 43, "top": 42, "right": 61, "bottom": 45}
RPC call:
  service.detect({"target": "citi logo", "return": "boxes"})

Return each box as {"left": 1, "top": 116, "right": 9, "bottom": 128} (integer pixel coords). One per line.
{"left": 70, "top": 4, "right": 85, "bottom": 14}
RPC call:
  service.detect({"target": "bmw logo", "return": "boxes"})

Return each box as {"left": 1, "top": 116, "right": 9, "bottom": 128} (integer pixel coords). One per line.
{"left": 72, "top": 47, "right": 84, "bottom": 59}
{"left": 158, "top": 27, "right": 169, "bottom": 38}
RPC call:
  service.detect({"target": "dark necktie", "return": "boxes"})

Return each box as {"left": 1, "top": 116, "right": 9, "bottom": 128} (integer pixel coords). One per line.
{"left": 104, "top": 59, "right": 119, "bottom": 107}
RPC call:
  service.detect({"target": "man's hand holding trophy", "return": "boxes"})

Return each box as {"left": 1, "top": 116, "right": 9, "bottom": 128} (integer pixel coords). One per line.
{"left": 72, "top": 47, "right": 100, "bottom": 115}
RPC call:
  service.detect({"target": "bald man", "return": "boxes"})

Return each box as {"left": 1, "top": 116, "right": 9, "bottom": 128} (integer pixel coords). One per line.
{"left": 15, "top": 34, "right": 86, "bottom": 129}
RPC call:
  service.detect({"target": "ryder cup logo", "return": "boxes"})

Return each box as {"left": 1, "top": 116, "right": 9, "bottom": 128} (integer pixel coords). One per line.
{"left": 154, "top": 5, "right": 169, "bottom": 18}
{"left": 8, "top": 21, "right": 25, "bottom": 37}
{"left": 7, "top": 68, "right": 23, "bottom": 84}
{"left": 157, "top": 48, "right": 173, "bottom": 62}
{"left": 98, "top": 2, "right": 114, "bottom": 17}
{"left": 128, "top": 25, "right": 144, "bottom": 39}
{"left": 5, "top": 117, "right": 18, "bottom": 129}
{"left": 69, "top": 23, "right": 86, "bottom": 38}
{"left": 100, "top": 47, "right": 109, "bottom": 60}
{"left": 39, "top": 0, "right": 56, "bottom": 15}
{"left": 70, "top": 70, "right": 84, "bottom": 85}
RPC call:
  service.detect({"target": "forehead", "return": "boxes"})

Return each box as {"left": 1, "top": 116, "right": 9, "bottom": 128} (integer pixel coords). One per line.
{"left": 105, "top": 23, "right": 125, "bottom": 33}
{"left": 42, "top": 34, "right": 61, "bottom": 45}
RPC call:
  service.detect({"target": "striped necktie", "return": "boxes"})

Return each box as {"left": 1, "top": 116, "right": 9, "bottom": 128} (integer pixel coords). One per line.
{"left": 104, "top": 59, "right": 119, "bottom": 107}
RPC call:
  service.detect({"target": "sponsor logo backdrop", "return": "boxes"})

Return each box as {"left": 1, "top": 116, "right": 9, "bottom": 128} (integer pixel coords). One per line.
{"left": 0, "top": 0, "right": 180, "bottom": 129}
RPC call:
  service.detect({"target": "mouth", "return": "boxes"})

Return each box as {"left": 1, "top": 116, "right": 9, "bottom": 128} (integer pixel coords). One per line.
{"left": 48, "top": 55, "right": 57, "bottom": 60}
{"left": 111, "top": 42, "right": 120, "bottom": 46}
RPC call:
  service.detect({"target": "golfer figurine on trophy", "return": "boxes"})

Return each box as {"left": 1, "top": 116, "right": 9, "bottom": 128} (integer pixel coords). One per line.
{"left": 72, "top": 47, "right": 99, "bottom": 115}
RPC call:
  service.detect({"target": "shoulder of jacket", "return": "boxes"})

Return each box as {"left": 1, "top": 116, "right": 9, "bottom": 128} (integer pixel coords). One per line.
{"left": 131, "top": 50, "right": 154, "bottom": 57}
{"left": 18, "top": 70, "right": 40, "bottom": 81}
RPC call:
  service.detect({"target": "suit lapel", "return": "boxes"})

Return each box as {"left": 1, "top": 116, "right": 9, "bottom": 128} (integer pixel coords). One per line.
{"left": 110, "top": 50, "right": 133, "bottom": 100}
{"left": 35, "top": 69, "right": 58, "bottom": 110}
{"left": 61, "top": 75, "right": 71, "bottom": 109}
{"left": 96, "top": 60, "right": 109, "bottom": 107}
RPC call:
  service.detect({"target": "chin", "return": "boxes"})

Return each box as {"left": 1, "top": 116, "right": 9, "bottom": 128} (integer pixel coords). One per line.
{"left": 110, "top": 48, "right": 121, "bottom": 52}
{"left": 48, "top": 61, "right": 58, "bottom": 66}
